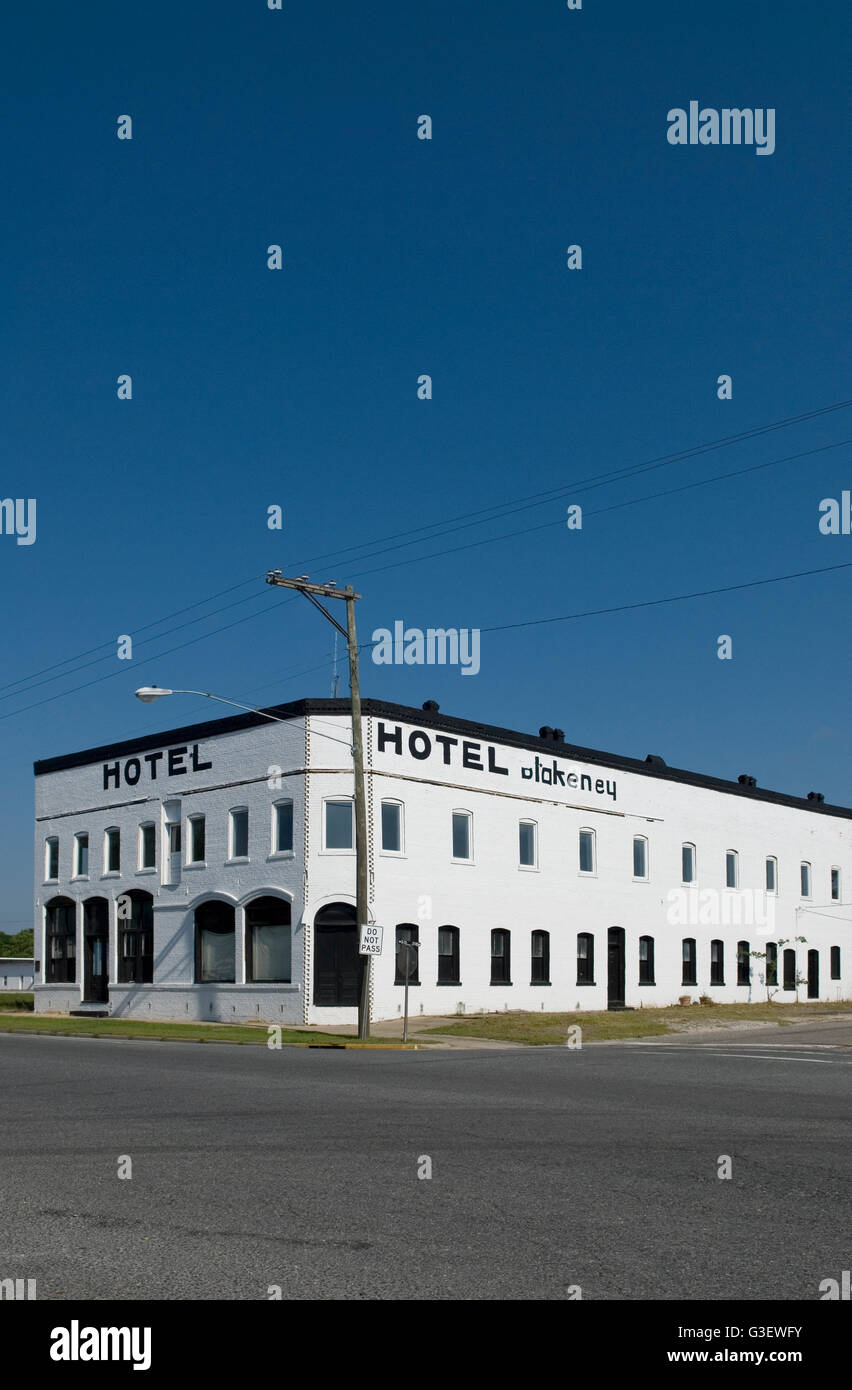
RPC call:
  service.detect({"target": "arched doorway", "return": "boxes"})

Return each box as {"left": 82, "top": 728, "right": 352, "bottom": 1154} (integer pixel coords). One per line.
{"left": 83, "top": 897, "right": 109, "bottom": 1002}
{"left": 807, "top": 949, "right": 819, "bottom": 999}
{"left": 313, "top": 902, "right": 364, "bottom": 1006}
{"left": 607, "top": 927, "right": 625, "bottom": 1010}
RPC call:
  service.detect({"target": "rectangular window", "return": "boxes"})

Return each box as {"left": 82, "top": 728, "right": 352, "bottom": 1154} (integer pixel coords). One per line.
{"left": 830, "top": 945, "right": 841, "bottom": 980}
{"left": 682, "top": 845, "right": 695, "bottom": 883}
{"left": 275, "top": 802, "right": 294, "bottom": 853}
{"left": 189, "top": 816, "right": 206, "bottom": 863}
{"left": 381, "top": 802, "right": 402, "bottom": 853}
{"left": 737, "top": 941, "right": 751, "bottom": 986}
{"left": 45, "top": 837, "right": 59, "bottom": 881}
{"left": 830, "top": 868, "right": 840, "bottom": 901}
{"left": 633, "top": 837, "right": 647, "bottom": 879}
{"left": 800, "top": 863, "right": 811, "bottom": 897}
{"left": 74, "top": 833, "right": 89, "bottom": 877}
{"left": 452, "top": 812, "right": 471, "bottom": 861}
{"left": 167, "top": 823, "right": 181, "bottom": 855}
{"left": 726, "top": 852, "right": 738, "bottom": 889}
{"left": 252, "top": 924, "right": 291, "bottom": 982}
{"left": 765, "top": 857, "right": 777, "bottom": 893}
{"left": 519, "top": 821, "right": 536, "bottom": 868}
{"left": 105, "top": 828, "right": 120, "bottom": 873}
{"left": 230, "top": 809, "right": 249, "bottom": 859}
{"left": 579, "top": 830, "right": 595, "bottom": 874}
{"left": 325, "top": 801, "right": 353, "bottom": 850}
{"left": 139, "top": 824, "right": 156, "bottom": 870}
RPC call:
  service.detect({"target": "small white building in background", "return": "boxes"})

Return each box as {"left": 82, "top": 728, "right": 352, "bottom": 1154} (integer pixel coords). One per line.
{"left": 0, "top": 958, "right": 34, "bottom": 991}
{"left": 32, "top": 697, "right": 850, "bottom": 1024}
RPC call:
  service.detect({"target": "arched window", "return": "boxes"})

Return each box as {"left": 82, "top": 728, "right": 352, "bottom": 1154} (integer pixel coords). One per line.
{"left": 639, "top": 935, "right": 655, "bottom": 985}
{"left": 830, "top": 946, "right": 841, "bottom": 980}
{"left": 782, "top": 948, "right": 796, "bottom": 991}
{"left": 381, "top": 801, "right": 404, "bottom": 854}
{"left": 710, "top": 939, "right": 724, "bottom": 986}
{"left": 531, "top": 930, "right": 550, "bottom": 984}
{"left": 766, "top": 942, "right": 778, "bottom": 986}
{"left": 682, "top": 938, "right": 697, "bottom": 986}
{"left": 490, "top": 929, "right": 511, "bottom": 984}
{"left": 737, "top": 940, "right": 751, "bottom": 985}
{"left": 726, "top": 851, "right": 738, "bottom": 889}
{"left": 800, "top": 862, "right": 811, "bottom": 898}
{"left": 519, "top": 820, "right": 537, "bottom": 869}
{"left": 45, "top": 897, "right": 76, "bottom": 984}
{"left": 245, "top": 896, "right": 291, "bottom": 983}
{"left": 437, "top": 926, "right": 460, "bottom": 984}
{"left": 118, "top": 890, "right": 154, "bottom": 984}
{"left": 451, "top": 811, "right": 472, "bottom": 861}
{"left": 765, "top": 856, "right": 777, "bottom": 893}
{"left": 395, "top": 924, "right": 419, "bottom": 984}
{"left": 633, "top": 836, "right": 648, "bottom": 879}
{"left": 576, "top": 932, "right": 594, "bottom": 986}
{"left": 579, "top": 828, "right": 596, "bottom": 874}
{"left": 830, "top": 867, "right": 841, "bottom": 901}
{"left": 44, "top": 837, "right": 59, "bottom": 882}
{"left": 194, "top": 900, "right": 235, "bottom": 983}
{"left": 682, "top": 844, "right": 696, "bottom": 884}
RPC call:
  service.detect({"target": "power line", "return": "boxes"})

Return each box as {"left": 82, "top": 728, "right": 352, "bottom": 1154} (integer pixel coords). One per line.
{"left": 3, "top": 398, "right": 849, "bottom": 703}
{"left": 349, "top": 437, "right": 851, "bottom": 581}
{"left": 477, "top": 560, "right": 852, "bottom": 637}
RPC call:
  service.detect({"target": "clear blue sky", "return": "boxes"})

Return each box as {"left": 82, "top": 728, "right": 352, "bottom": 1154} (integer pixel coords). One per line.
{"left": 2, "top": 0, "right": 850, "bottom": 932}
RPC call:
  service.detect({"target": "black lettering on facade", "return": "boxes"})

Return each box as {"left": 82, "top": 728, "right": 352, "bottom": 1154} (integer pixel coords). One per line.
{"left": 377, "top": 722, "right": 403, "bottom": 755}
{"left": 409, "top": 731, "right": 431, "bottom": 760}
{"left": 462, "top": 741, "right": 483, "bottom": 770}
{"left": 124, "top": 759, "right": 141, "bottom": 786}
{"left": 168, "top": 746, "right": 188, "bottom": 776}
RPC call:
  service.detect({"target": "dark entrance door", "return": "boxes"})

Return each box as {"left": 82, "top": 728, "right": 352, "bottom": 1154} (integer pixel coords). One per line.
{"left": 807, "top": 949, "right": 819, "bottom": 999}
{"left": 83, "top": 898, "right": 109, "bottom": 1003}
{"left": 607, "top": 927, "right": 625, "bottom": 1010}
{"left": 313, "top": 903, "right": 364, "bottom": 1006}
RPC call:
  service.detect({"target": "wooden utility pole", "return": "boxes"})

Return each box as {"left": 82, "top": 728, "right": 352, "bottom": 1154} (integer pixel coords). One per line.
{"left": 265, "top": 572, "right": 371, "bottom": 1038}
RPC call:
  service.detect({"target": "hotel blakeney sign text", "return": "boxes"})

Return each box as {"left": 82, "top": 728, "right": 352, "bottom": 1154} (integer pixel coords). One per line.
{"left": 103, "top": 743, "right": 212, "bottom": 790}
{"left": 376, "top": 722, "right": 617, "bottom": 801}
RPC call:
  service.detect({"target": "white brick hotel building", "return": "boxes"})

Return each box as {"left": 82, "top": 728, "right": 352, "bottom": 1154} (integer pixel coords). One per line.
{"left": 33, "top": 698, "right": 850, "bottom": 1025}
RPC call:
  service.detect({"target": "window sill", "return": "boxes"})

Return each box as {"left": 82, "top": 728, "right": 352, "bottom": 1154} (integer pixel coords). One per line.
{"left": 451, "top": 859, "right": 475, "bottom": 866}
{"left": 101, "top": 872, "right": 120, "bottom": 879}
{"left": 267, "top": 851, "right": 295, "bottom": 861}
{"left": 490, "top": 981, "right": 513, "bottom": 987}
{"left": 136, "top": 868, "right": 157, "bottom": 876}
{"left": 576, "top": 981, "right": 596, "bottom": 987}
{"left": 71, "top": 875, "right": 90, "bottom": 883}
{"left": 530, "top": 981, "right": 551, "bottom": 986}
{"left": 394, "top": 980, "right": 420, "bottom": 987}
{"left": 184, "top": 862, "right": 207, "bottom": 870}
{"left": 638, "top": 981, "right": 657, "bottom": 987}
{"left": 226, "top": 857, "right": 250, "bottom": 866}
{"left": 318, "top": 849, "right": 355, "bottom": 856}
{"left": 518, "top": 865, "right": 539, "bottom": 873}
{"left": 436, "top": 980, "right": 461, "bottom": 986}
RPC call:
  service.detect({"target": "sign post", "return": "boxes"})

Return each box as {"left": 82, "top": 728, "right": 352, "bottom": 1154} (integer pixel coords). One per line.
{"left": 400, "top": 940, "right": 419, "bottom": 1043}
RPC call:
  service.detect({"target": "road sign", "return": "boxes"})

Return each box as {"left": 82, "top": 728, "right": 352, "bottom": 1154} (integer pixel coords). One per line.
{"left": 359, "top": 924, "right": 383, "bottom": 956}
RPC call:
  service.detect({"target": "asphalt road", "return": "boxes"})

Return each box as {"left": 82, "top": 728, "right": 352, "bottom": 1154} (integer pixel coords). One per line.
{"left": 1, "top": 1032, "right": 849, "bottom": 1300}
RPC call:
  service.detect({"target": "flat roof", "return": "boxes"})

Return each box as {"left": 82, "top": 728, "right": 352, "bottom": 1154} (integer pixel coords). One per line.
{"left": 33, "top": 696, "right": 852, "bottom": 820}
